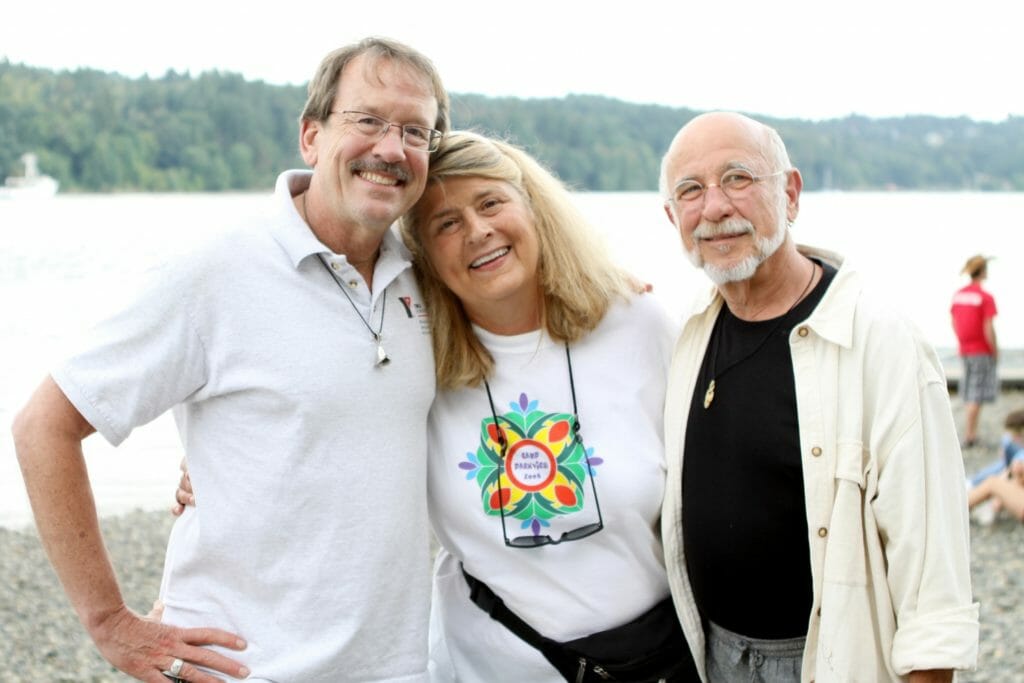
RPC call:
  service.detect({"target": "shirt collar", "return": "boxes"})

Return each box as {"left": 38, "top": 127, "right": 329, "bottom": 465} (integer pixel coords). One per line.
{"left": 268, "top": 170, "right": 415, "bottom": 277}
{"left": 685, "top": 243, "right": 861, "bottom": 349}
{"left": 797, "top": 244, "right": 859, "bottom": 349}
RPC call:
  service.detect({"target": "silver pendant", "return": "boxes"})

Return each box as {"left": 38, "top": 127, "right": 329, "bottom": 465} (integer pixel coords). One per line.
{"left": 376, "top": 342, "right": 390, "bottom": 366}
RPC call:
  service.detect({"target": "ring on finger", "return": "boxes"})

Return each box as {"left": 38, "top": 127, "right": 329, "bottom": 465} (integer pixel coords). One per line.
{"left": 168, "top": 657, "right": 185, "bottom": 676}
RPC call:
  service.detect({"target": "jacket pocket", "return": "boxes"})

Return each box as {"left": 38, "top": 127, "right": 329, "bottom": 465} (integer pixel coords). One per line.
{"left": 816, "top": 443, "right": 891, "bottom": 680}
{"left": 822, "top": 442, "right": 869, "bottom": 587}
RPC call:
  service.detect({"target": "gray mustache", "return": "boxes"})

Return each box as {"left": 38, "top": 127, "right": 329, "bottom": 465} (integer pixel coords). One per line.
{"left": 349, "top": 160, "right": 410, "bottom": 183}
{"left": 693, "top": 217, "right": 755, "bottom": 240}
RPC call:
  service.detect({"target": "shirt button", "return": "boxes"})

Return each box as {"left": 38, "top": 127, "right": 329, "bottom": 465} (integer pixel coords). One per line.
{"left": 811, "top": 446, "right": 822, "bottom": 457}
{"left": 330, "top": 262, "right": 340, "bottom": 270}
{"left": 797, "top": 326, "right": 809, "bottom": 337}
{"left": 818, "top": 527, "right": 828, "bottom": 538}
{"left": 348, "top": 280, "right": 359, "bottom": 288}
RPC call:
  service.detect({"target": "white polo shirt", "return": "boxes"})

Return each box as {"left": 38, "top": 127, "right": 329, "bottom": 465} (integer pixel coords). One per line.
{"left": 53, "top": 171, "right": 436, "bottom": 683}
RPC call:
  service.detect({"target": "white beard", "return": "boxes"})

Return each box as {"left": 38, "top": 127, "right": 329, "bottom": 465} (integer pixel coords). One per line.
{"left": 685, "top": 216, "right": 788, "bottom": 285}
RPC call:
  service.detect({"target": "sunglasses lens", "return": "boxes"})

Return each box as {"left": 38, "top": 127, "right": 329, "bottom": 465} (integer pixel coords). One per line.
{"left": 506, "top": 521, "right": 604, "bottom": 548}
{"left": 508, "top": 535, "right": 551, "bottom": 548}
{"left": 563, "top": 522, "right": 603, "bottom": 541}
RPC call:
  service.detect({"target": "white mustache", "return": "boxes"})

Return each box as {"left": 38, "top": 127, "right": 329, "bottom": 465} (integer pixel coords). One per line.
{"left": 693, "top": 217, "right": 755, "bottom": 240}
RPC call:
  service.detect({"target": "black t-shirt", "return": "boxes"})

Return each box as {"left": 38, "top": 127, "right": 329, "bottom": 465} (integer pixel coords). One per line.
{"left": 681, "top": 261, "right": 836, "bottom": 639}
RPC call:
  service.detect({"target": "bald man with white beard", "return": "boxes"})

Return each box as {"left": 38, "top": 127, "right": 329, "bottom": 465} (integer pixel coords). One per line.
{"left": 657, "top": 112, "right": 979, "bottom": 683}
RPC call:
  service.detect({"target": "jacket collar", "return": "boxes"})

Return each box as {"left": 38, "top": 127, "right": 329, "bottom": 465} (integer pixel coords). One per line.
{"left": 685, "top": 243, "right": 861, "bottom": 349}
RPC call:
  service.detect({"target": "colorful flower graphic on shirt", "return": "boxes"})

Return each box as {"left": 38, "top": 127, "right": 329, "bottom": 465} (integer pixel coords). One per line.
{"left": 458, "top": 392, "right": 603, "bottom": 536}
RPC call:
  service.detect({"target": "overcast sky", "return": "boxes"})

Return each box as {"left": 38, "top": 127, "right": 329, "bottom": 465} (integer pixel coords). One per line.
{"left": 3, "top": 0, "right": 1019, "bottom": 122}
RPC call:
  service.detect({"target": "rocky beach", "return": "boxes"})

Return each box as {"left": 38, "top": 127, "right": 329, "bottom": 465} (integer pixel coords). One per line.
{"left": 2, "top": 391, "right": 1022, "bottom": 682}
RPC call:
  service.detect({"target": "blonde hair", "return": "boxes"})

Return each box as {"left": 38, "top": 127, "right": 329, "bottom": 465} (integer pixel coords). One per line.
{"left": 300, "top": 37, "right": 450, "bottom": 134}
{"left": 401, "top": 131, "right": 631, "bottom": 389}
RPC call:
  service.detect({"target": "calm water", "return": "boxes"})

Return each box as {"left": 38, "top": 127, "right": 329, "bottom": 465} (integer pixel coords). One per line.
{"left": 2, "top": 191, "right": 1023, "bottom": 528}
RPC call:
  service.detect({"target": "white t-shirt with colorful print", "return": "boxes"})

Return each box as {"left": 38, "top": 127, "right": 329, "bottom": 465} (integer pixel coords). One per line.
{"left": 426, "top": 294, "right": 677, "bottom": 682}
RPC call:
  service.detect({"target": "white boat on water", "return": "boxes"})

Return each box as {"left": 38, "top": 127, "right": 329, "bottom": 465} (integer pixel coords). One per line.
{"left": 0, "top": 153, "right": 59, "bottom": 199}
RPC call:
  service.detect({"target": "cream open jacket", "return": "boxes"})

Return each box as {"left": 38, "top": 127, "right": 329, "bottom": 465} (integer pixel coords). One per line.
{"left": 662, "top": 246, "right": 979, "bottom": 682}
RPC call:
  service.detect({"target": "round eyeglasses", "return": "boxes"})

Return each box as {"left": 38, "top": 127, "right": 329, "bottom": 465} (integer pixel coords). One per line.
{"left": 671, "top": 169, "right": 787, "bottom": 204}
{"left": 331, "top": 110, "right": 442, "bottom": 152}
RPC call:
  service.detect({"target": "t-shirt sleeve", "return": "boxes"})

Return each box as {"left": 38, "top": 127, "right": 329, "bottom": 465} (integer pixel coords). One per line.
{"left": 51, "top": 261, "right": 208, "bottom": 446}
{"left": 983, "top": 293, "right": 997, "bottom": 319}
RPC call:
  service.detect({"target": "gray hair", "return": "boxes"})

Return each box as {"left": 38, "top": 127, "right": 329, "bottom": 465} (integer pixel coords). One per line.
{"left": 299, "top": 36, "right": 450, "bottom": 134}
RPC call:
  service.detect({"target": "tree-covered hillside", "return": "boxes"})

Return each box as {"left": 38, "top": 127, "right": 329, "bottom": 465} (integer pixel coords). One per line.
{"left": 2, "top": 61, "right": 1022, "bottom": 192}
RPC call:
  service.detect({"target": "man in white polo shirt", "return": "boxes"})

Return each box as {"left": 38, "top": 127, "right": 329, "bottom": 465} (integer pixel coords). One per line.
{"left": 12, "top": 37, "right": 447, "bottom": 683}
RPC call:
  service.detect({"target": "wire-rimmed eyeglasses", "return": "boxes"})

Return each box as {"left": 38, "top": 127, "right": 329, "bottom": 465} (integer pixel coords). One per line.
{"left": 331, "top": 110, "right": 443, "bottom": 152}
{"left": 671, "top": 169, "right": 787, "bottom": 204}
{"left": 483, "top": 344, "right": 604, "bottom": 549}
{"left": 487, "top": 415, "right": 604, "bottom": 548}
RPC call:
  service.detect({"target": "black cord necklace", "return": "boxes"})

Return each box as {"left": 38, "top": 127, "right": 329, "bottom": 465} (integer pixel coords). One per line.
{"left": 304, "top": 189, "right": 389, "bottom": 366}
{"left": 703, "top": 262, "right": 817, "bottom": 409}
{"left": 484, "top": 343, "right": 581, "bottom": 450}
{"left": 482, "top": 342, "right": 605, "bottom": 548}
{"left": 317, "top": 254, "right": 389, "bottom": 367}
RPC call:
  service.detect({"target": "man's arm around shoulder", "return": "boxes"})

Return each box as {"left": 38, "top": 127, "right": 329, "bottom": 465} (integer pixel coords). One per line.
{"left": 12, "top": 376, "right": 249, "bottom": 682}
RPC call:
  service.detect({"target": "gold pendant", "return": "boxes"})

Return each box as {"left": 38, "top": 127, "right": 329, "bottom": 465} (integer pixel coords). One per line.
{"left": 703, "top": 379, "right": 715, "bottom": 409}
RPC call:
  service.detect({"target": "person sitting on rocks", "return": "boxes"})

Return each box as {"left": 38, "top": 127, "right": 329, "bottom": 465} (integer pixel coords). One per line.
{"left": 968, "top": 409, "right": 1024, "bottom": 523}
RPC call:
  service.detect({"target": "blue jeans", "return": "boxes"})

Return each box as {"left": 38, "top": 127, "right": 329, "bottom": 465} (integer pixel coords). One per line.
{"left": 969, "top": 435, "right": 1024, "bottom": 486}
{"left": 706, "top": 621, "right": 805, "bottom": 683}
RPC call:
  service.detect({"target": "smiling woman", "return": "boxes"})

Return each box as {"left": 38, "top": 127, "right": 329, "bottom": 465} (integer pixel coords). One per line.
{"left": 414, "top": 175, "right": 541, "bottom": 335}
{"left": 401, "top": 132, "right": 639, "bottom": 389}
{"left": 398, "top": 131, "right": 699, "bottom": 682}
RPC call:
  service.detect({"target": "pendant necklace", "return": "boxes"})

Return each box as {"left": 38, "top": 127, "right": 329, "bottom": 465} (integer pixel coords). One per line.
{"left": 303, "top": 191, "right": 389, "bottom": 367}
{"left": 703, "top": 262, "right": 817, "bottom": 409}
{"left": 317, "top": 254, "right": 390, "bottom": 367}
